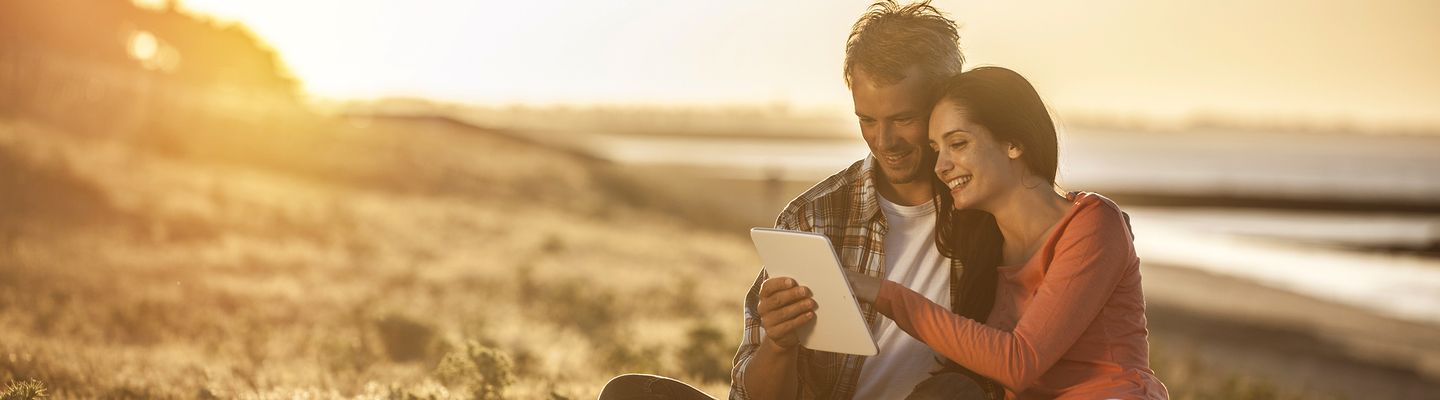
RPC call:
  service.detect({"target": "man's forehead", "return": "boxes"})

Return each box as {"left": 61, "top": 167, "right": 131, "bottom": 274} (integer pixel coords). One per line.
{"left": 852, "top": 67, "right": 932, "bottom": 117}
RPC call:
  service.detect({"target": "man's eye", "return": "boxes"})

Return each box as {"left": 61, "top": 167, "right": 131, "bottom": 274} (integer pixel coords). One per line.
{"left": 895, "top": 117, "right": 914, "bottom": 125}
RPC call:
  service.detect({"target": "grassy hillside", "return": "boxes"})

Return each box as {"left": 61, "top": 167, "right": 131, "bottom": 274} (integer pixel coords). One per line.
{"left": 0, "top": 116, "right": 757, "bottom": 398}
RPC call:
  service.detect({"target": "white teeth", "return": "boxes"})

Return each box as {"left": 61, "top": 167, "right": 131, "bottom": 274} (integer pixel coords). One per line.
{"left": 947, "top": 176, "right": 971, "bottom": 189}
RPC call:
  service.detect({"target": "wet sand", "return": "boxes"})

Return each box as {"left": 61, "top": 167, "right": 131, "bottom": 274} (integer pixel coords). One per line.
{"left": 1143, "top": 263, "right": 1440, "bottom": 398}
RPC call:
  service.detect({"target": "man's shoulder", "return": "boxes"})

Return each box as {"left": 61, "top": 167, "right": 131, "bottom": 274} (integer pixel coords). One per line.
{"left": 775, "top": 158, "right": 869, "bottom": 225}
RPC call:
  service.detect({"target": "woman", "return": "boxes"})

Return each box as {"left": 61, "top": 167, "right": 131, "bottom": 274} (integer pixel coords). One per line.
{"left": 847, "top": 66, "right": 1169, "bottom": 399}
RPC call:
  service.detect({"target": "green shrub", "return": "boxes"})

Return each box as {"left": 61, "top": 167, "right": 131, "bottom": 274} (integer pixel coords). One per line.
{"left": 434, "top": 340, "right": 514, "bottom": 400}
{"left": 534, "top": 278, "right": 625, "bottom": 341}
{"left": 678, "top": 322, "right": 731, "bottom": 384}
{"left": 600, "top": 342, "right": 664, "bottom": 375}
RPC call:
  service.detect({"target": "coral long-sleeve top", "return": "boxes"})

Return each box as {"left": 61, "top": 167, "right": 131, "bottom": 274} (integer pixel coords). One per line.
{"left": 875, "top": 192, "right": 1169, "bottom": 399}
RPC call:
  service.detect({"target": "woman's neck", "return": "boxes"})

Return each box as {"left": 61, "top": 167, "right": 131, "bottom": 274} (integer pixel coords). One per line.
{"left": 988, "top": 180, "right": 1071, "bottom": 265}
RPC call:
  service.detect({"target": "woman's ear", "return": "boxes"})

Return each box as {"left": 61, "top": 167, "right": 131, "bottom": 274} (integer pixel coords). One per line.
{"left": 1007, "top": 143, "right": 1023, "bottom": 160}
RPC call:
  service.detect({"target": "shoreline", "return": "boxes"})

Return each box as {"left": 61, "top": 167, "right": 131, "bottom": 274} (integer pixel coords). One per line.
{"left": 1142, "top": 262, "right": 1440, "bottom": 398}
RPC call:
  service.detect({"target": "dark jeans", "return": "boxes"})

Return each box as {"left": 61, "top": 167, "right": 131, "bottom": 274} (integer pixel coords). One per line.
{"left": 597, "top": 374, "right": 715, "bottom": 400}
{"left": 597, "top": 372, "right": 990, "bottom": 400}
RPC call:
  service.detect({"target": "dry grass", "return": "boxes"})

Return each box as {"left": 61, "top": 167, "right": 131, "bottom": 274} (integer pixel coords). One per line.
{"left": 0, "top": 116, "right": 753, "bottom": 398}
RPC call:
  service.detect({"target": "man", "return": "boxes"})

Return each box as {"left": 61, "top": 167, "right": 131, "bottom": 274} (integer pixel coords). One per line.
{"left": 599, "top": 2, "right": 992, "bottom": 399}
{"left": 729, "top": 2, "right": 993, "bottom": 399}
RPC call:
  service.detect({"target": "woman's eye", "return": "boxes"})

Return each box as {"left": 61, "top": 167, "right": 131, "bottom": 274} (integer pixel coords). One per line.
{"left": 949, "top": 141, "right": 967, "bottom": 150}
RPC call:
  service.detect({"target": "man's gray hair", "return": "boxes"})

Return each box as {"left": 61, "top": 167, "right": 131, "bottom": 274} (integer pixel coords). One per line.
{"left": 843, "top": 0, "right": 963, "bottom": 89}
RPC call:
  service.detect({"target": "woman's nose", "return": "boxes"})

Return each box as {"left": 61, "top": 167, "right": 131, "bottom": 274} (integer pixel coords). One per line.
{"left": 934, "top": 150, "right": 951, "bottom": 175}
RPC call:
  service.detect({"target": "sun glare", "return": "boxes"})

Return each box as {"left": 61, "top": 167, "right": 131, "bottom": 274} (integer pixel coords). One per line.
{"left": 127, "top": 30, "right": 157, "bottom": 61}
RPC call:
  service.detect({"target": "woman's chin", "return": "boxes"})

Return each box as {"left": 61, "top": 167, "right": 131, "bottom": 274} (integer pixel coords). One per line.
{"left": 948, "top": 192, "right": 988, "bottom": 212}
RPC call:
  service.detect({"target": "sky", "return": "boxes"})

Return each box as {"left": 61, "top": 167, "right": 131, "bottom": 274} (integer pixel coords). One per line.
{"left": 159, "top": 0, "right": 1440, "bottom": 129}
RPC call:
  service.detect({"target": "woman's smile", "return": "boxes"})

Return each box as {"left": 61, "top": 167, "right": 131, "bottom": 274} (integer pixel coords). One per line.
{"left": 945, "top": 174, "right": 972, "bottom": 196}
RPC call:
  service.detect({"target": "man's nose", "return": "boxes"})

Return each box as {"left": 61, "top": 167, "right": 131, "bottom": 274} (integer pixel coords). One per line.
{"left": 876, "top": 123, "right": 903, "bottom": 149}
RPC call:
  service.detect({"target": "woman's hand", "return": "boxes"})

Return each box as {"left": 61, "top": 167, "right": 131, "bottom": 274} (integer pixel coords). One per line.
{"left": 844, "top": 269, "right": 882, "bottom": 304}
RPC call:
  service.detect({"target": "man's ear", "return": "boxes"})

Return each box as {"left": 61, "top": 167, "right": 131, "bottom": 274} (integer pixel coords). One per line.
{"left": 1007, "top": 143, "right": 1023, "bottom": 160}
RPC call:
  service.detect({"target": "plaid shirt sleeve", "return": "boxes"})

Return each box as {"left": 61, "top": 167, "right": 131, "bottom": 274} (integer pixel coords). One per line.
{"left": 729, "top": 202, "right": 812, "bottom": 400}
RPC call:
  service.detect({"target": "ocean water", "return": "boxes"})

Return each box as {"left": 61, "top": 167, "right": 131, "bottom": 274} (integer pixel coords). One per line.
{"left": 1128, "top": 207, "right": 1440, "bottom": 324}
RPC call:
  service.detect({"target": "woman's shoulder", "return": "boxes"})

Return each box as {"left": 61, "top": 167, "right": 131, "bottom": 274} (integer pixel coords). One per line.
{"left": 1061, "top": 191, "right": 1134, "bottom": 243}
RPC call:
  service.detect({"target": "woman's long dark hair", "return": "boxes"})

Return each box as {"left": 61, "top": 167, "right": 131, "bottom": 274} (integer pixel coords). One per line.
{"left": 932, "top": 66, "right": 1060, "bottom": 323}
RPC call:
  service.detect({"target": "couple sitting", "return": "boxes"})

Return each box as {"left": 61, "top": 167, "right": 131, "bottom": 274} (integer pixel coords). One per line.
{"left": 602, "top": 1, "right": 1169, "bottom": 399}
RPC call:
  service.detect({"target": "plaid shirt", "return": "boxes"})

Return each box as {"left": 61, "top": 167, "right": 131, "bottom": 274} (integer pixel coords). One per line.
{"left": 729, "top": 156, "right": 972, "bottom": 400}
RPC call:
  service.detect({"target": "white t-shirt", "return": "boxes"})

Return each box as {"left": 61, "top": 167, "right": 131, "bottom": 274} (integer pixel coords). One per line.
{"left": 853, "top": 197, "right": 952, "bottom": 399}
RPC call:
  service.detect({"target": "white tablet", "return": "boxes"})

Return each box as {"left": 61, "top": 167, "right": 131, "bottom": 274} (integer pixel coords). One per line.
{"left": 750, "top": 228, "right": 877, "bottom": 356}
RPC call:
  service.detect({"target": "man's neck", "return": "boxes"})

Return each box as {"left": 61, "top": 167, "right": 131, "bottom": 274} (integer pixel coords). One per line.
{"left": 876, "top": 177, "right": 933, "bottom": 207}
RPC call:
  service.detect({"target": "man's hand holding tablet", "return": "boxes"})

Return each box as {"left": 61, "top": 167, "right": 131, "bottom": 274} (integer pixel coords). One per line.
{"left": 756, "top": 277, "right": 817, "bottom": 351}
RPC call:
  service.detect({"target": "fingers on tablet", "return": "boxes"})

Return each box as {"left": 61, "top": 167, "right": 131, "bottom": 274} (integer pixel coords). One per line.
{"left": 760, "top": 277, "right": 796, "bottom": 296}
{"left": 779, "top": 297, "right": 817, "bottom": 321}
{"left": 772, "top": 309, "right": 816, "bottom": 337}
